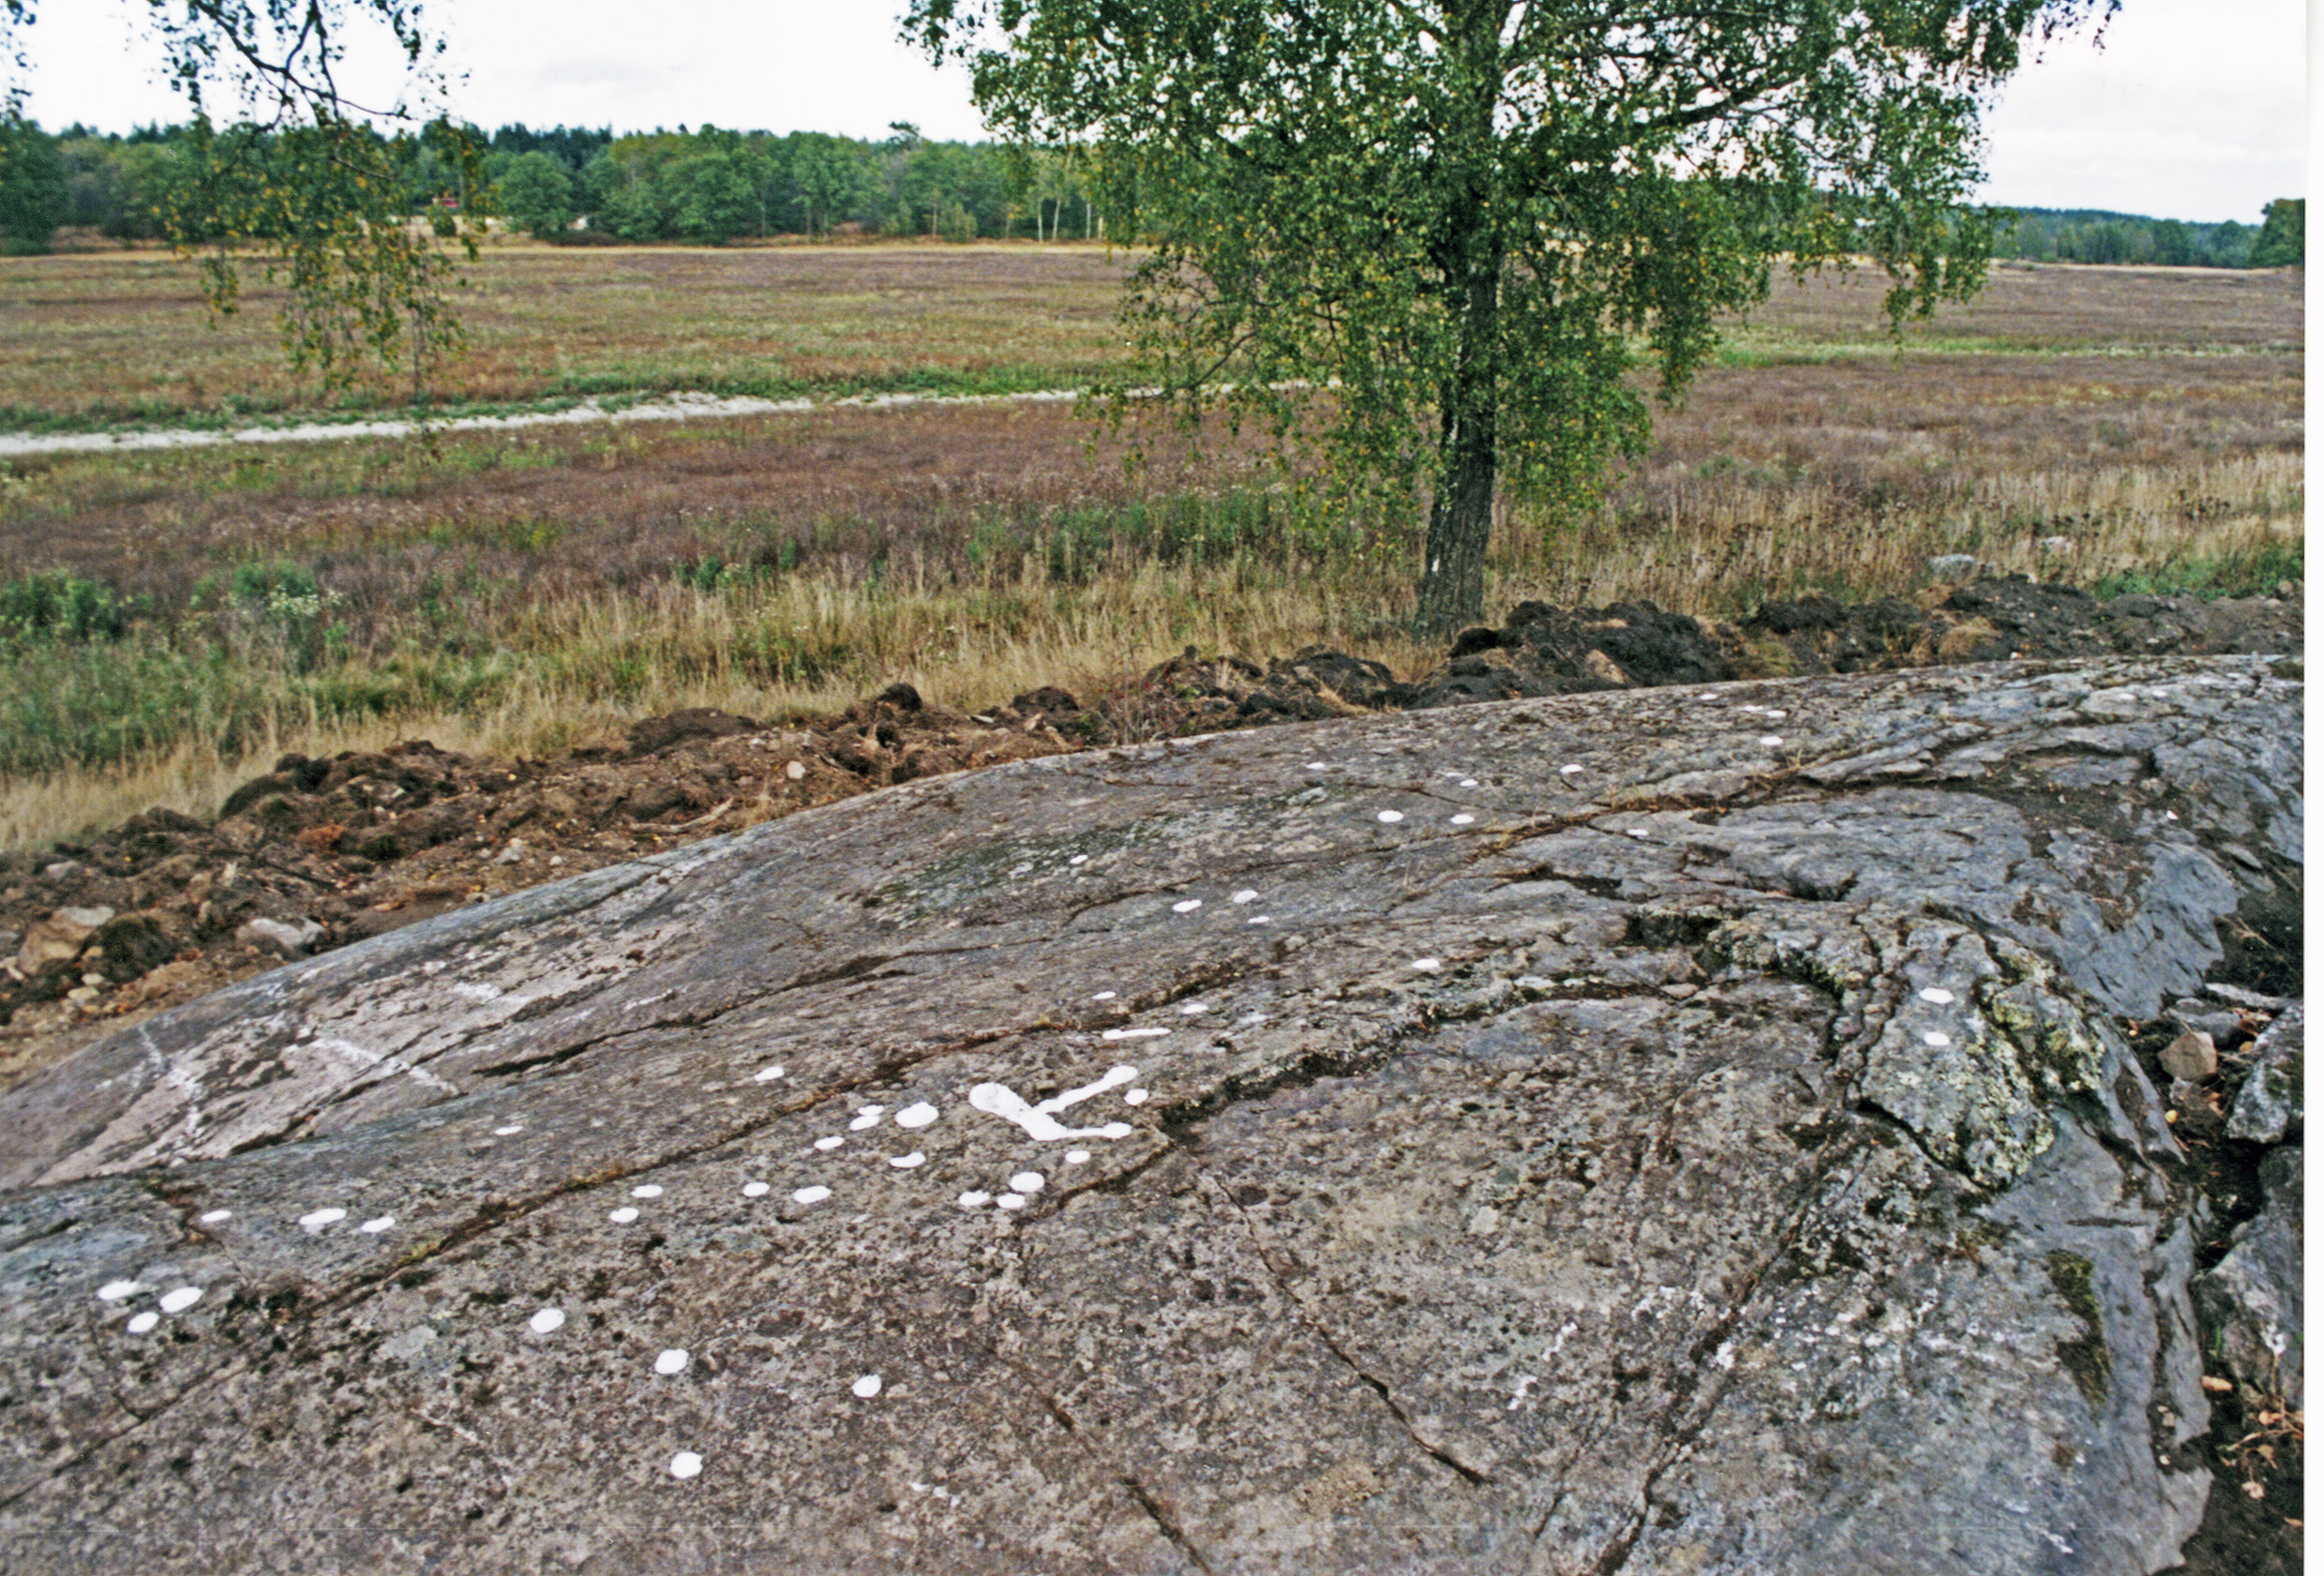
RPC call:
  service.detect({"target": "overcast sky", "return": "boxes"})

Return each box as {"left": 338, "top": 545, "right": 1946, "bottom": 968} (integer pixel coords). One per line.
{"left": 22, "top": 0, "right": 2307, "bottom": 223}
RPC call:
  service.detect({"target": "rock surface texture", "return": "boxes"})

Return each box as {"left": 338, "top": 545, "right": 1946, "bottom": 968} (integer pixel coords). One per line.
{"left": 0, "top": 655, "right": 2300, "bottom": 1575}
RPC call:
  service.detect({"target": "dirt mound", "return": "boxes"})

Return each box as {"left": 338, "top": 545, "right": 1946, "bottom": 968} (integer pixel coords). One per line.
{"left": 1404, "top": 576, "right": 2302, "bottom": 706}
{"left": 1, "top": 577, "right": 2301, "bottom": 1088}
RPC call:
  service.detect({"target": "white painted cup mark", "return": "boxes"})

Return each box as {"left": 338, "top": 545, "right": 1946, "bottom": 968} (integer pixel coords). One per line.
{"left": 359, "top": 1216, "right": 396, "bottom": 1234}
{"left": 1103, "top": 1027, "right": 1169, "bottom": 1041}
{"left": 852, "top": 1373, "right": 883, "bottom": 1399}
{"left": 1124, "top": 1089, "right": 1149, "bottom": 1105}
{"left": 1923, "top": 1031, "right": 1953, "bottom": 1048}
{"left": 791, "top": 1186, "right": 832, "bottom": 1206}
{"left": 814, "top": 1136, "right": 845, "bottom": 1151}
{"left": 669, "top": 1451, "right": 703, "bottom": 1479}
{"left": 742, "top": 1182, "right": 770, "bottom": 1198}
{"left": 1091, "top": 990, "right": 1117, "bottom": 1000}
{"left": 1759, "top": 736, "right": 1784, "bottom": 747}
{"left": 1917, "top": 987, "right": 1956, "bottom": 1005}
{"left": 609, "top": 1208, "right": 640, "bottom": 1224}
{"left": 996, "top": 1193, "right": 1027, "bottom": 1210}
{"left": 958, "top": 1191, "right": 993, "bottom": 1209}
{"left": 654, "top": 1348, "right": 689, "bottom": 1375}
{"left": 631, "top": 1185, "right": 663, "bottom": 1199}
{"left": 127, "top": 1312, "right": 160, "bottom": 1334}
{"left": 754, "top": 1065, "right": 787, "bottom": 1083}
{"left": 198, "top": 1209, "right": 232, "bottom": 1224}
{"left": 1559, "top": 763, "right": 1585, "bottom": 774}
{"left": 158, "top": 1287, "right": 203, "bottom": 1314}
{"left": 1412, "top": 958, "right": 1443, "bottom": 972}
{"left": 1375, "top": 810, "right": 1404, "bottom": 824}
{"left": 1231, "top": 890, "right": 1258, "bottom": 904}
{"left": 1172, "top": 898, "right": 1203, "bottom": 913}
{"left": 889, "top": 1152, "right": 927, "bottom": 1168}
{"left": 1064, "top": 1150, "right": 1091, "bottom": 1164}
{"left": 299, "top": 1208, "right": 347, "bottom": 1231}
{"left": 1450, "top": 814, "right": 1476, "bottom": 825}
{"left": 1010, "top": 1172, "right": 1045, "bottom": 1194}
{"left": 895, "top": 1103, "right": 939, "bottom": 1129}
{"left": 529, "top": 1308, "right": 566, "bottom": 1335}
{"left": 1178, "top": 1002, "right": 1208, "bottom": 1015}
{"left": 97, "top": 1281, "right": 144, "bottom": 1303}
{"left": 494, "top": 1125, "right": 525, "bottom": 1136}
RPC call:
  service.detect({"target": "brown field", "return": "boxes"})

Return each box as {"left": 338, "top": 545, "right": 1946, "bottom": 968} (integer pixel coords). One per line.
{"left": 0, "top": 252, "right": 2302, "bottom": 848}
{"left": 0, "top": 239, "right": 2302, "bottom": 430}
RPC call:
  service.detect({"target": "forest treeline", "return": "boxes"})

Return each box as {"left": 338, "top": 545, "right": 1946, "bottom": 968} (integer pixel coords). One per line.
{"left": 0, "top": 119, "right": 1102, "bottom": 250}
{"left": 1993, "top": 203, "right": 2304, "bottom": 269}
{"left": 0, "top": 115, "right": 2304, "bottom": 266}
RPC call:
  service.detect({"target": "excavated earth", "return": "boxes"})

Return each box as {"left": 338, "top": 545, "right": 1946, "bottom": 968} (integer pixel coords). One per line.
{"left": 0, "top": 575, "right": 2300, "bottom": 1095}
{"left": 0, "top": 652, "right": 2301, "bottom": 1574}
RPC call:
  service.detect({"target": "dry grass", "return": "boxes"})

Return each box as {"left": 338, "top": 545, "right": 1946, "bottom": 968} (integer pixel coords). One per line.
{"left": 0, "top": 259, "right": 2302, "bottom": 849}
{"left": 0, "top": 243, "right": 2301, "bottom": 431}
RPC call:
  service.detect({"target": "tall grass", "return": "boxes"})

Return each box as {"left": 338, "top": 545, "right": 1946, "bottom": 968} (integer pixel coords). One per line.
{"left": 0, "top": 440, "right": 2299, "bottom": 850}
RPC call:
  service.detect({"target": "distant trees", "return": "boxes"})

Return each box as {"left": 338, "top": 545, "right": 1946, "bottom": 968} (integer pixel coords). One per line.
{"left": 1996, "top": 205, "right": 2295, "bottom": 268}
{"left": 2250, "top": 199, "right": 2304, "bottom": 267}
{"left": 0, "top": 113, "right": 65, "bottom": 252}
{"left": 495, "top": 150, "right": 575, "bottom": 238}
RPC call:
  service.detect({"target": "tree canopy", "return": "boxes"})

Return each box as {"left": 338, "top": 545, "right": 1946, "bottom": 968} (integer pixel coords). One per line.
{"left": 911, "top": 0, "right": 2120, "bottom": 629}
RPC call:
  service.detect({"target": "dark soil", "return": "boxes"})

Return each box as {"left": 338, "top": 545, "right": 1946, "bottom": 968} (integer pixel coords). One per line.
{"left": 0, "top": 573, "right": 2301, "bottom": 1570}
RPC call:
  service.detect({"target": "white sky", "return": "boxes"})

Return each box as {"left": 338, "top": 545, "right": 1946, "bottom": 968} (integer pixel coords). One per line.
{"left": 20, "top": 0, "right": 2307, "bottom": 224}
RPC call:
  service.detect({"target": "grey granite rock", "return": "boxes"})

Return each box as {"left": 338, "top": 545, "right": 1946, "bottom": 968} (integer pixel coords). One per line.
{"left": 2226, "top": 1001, "right": 2303, "bottom": 1144}
{"left": 2193, "top": 1147, "right": 2303, "bottom": 1407}
{"left": 0, "top": 655, "right": 2299, "bottom": 1575}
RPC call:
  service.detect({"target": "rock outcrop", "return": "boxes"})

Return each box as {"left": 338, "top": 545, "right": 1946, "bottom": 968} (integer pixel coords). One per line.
{"left": 0, "top": 654, "right": 2300, "bottom": 1574}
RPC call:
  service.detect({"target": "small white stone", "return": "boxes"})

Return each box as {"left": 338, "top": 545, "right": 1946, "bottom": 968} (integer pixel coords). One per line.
{"left": 1124, "top": 1089, "right": 1149, "bottom": 1105}
{"left": 97, "top": 1280, "right": 144, "bottom": 1302}
{"left": 1065, "top": 1150, "right": 1091, "bottom": 1164}
{"left": 359, "top": 1215, "right": 396, "bottom": 1234}
{"left": 791, "top": 1185, "right": 832, "bottom": 1205}
{"left": 1923, "top": 1031, "right": 1953, "bottom": 1049}
{"left": 669, "top": 1451, "right": 703, "bottom": 1479}
{"left": 158, "top": 1286, "right": 203, "bottom": 1314}
{"left": 958, "top": 1191, "right": 992, "bottom": 1209}
{"left": 654, "top": 1348, "right": 689, "bottom": 1375}
{"left": 529, "top": 1308, "right": 566, "bottom": 1335}
{"left": 1010, "top": 1172, "right": 1045, "bottom": 1194}
{"left": 608, "top": 1207, "right": 640, "bottom": 1224}
{"left": 1375, "top": 810, "right": 1404, "bottom": 824}
{"left": 1412, "top": 957, "right": 1442, "bottom": 973}
{"left": 299, "top": 1208, "right": 347, "bottom": 1231}
{"left": 995, "top": 1193, "right": 1027, "bottom": 1210}
{"left": 198, "top": 1209, "right": 232, "bottom": 1224}
{"left": 852, "top": 1373, "right": 883, "bottom": 1399}
{"left": 631, "top": 1185, "right": 663, "bottom": 1199}
{"left": 1917, "top": 987, "right": 1956, "bottom": 1005}
{"left": 1450, "top": 814, "right": 1475, "bottom": 826}
{"left": 1231, "top": 890, "right": 1258, "bottom": 904}
{"left": 888, "top": 1152, "right": 927, "bottom": 1168}
{"left": 1172, "top": 898, "right": 1203, "bottom": 913}
{"left": 742, "top": 1182, "right": 770, "bottom": 1198}
{"left": 494, "top": 1125, "right": 524, "bottom": 1136}
{"left": 127, "top": 1312, "right": 160, "bottom": 1334}
{"left": 814, "top": 1136, "right": 845, "bottom": 1150}
{"left": 895, "top": 1102, "right": 939, "bottom": 1129}
{"left": 754, "top": 1064, "right": 786, "bottom": 1083}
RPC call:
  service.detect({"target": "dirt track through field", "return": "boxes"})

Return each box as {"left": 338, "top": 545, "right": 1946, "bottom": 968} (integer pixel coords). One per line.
{"left": 0, "top": 385, "right": 1086, "bottom": 458}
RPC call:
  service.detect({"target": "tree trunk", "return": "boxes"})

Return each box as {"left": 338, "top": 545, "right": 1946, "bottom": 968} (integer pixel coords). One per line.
{"left": 1414, "top": 252, "right": 1500, "bottom": 635}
